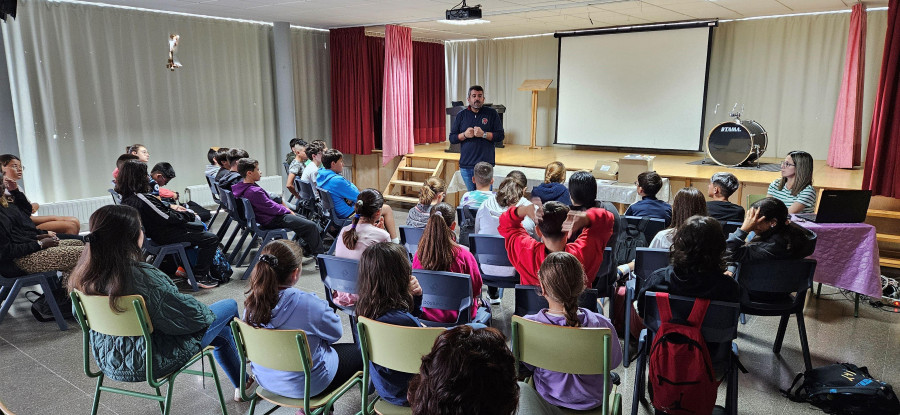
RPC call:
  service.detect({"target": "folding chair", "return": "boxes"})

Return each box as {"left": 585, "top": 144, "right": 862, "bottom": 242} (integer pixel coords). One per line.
{"left": 230, "top": 319, "right": 362, "bottom": 415}
{"left": 632, "top": 292, "right": 741, "bottom": 415}
{"left": 236, "top": 198, "right": 290, "bottom": 277}
{"left": 317, "top": 254, "right": 361, "bottom": 344}
{"left": 357, "top": 317, "right": 444, "bottom": 415}
{"left": 70, "top": 290, "right": 227, "bottom": 415}
{"left": 412, "top": 269, "right": 491, "bottom": 327}
{"left": 513, "top": 284, "right": 600, "bottom": 317}
{"left": 0, "top": 270, "right": 68, "bottom": 330}
{"left": 735, "top": 259, "right": 817, "bottom": 372}
{"left": 398, "top": 226, "right": 425, "bottom": 259}
{"left": 511, "top": 315, "right": 623, "bottom": 415}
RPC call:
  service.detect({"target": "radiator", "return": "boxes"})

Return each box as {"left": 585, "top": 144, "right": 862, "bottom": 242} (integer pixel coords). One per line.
{"left": 184, "top": 175, "right": 286, "bottom": 207}
{"left": 38, "top": 195, "right": 115, "bottom": 225}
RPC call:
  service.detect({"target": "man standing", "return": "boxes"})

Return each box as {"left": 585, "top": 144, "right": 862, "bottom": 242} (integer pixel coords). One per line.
{"left": 449, "top": 85, "right": 505, "bottom": 191}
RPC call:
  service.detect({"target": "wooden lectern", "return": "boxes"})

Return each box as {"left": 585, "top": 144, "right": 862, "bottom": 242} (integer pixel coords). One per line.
{"left": 518, "top": 79, "right": 553, "bottom": 150}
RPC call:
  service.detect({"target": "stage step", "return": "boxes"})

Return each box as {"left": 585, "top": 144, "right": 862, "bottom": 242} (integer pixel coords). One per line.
{"left": 877, "top": 234, "right": 900, "bottom": 244}
{"left": 869, "top": 209, "right": 900, "bottom": 220}
{"left": 384, "top": 195, "right": 419, "bottom": 204}
{"left": 881, "top": 257, "right": 900, "bottom": 269}
{"left": 398, "top": 166, "right": 435, "bottom": 173}
{"left": 391, "top": 179, "right": 424, "bottom": 187}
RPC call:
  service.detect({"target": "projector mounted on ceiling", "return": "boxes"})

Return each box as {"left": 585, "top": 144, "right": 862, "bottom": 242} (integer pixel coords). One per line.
{"left": 446, "top": 0, "right": 482, "bottom": 21}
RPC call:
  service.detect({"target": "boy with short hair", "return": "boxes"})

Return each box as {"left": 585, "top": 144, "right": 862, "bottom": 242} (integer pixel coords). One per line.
{"left": 285, "top": 138, "right": 309, "bottom": 165}
{"left": 460, "top": 161, "right": 494, "bottom": 208}
{"left": 216, "top": 148, "right": 249, "bottom": 190}
{"left": 232, "top": 158, "right": 324, "bottom": 256}
{"left": 285, "top": 139, "right": 310, "bottom": 198}
{"left": 706, "top": 172, "right": 745, "bottom": 222}
{"left": 205, "top": 148, "right": 219, "bottom": 178}
{"left": 300, "top": 142, "right": 324, "bottom": 185}
{"left": 213, "top": 148, "right": 231, "bottom": 181}
{"left": 149, "top": 162, "right": 178, "bottom": 201}
{"left": 624, "top": 171, "right": 672, "bottom": 226}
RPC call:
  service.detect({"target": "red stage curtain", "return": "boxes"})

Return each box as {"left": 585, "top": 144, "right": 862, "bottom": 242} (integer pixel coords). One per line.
{"left": 329, "top": 27, "right": 374, "bottom": 155}
{"left": 412, "top": 41, "right": 446, "bottom": 145}
{"left": 863, "top": 0, "right": 900, "bottom": 197}
{"left": 367, "top": 36, "right": 385, "bottom": 149}
{"left": 382, "top": 25, "right": 414, "bottom": 165}
{"left": 828, "top": 3, "right": 866, "bottom": 169}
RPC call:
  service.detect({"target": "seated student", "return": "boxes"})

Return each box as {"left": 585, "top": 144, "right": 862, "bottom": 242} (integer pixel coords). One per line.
{"left": 476, "top": 176, "right": 537, "bottom": 240}
{"left": 113, "top": 153, "right": 140, "bottom": 185}
{"left": 568, "top": 170, "right": 601, "bottom": 211}
{"left": 531, "top": 161, "right": 571, "bottom": 205}
{"left": 1, "top": 154, "right": 81, "bottom": 235}
{"left": 117, "top": 160, "right": 220, "bottom": 289}
{"left": 768, "top": 150, "right": 816, "bottom": 214}
{"left": 355, "top": 242, "right": 425, "bottom": 407}
{"left": 67, "top": 205, "right": 246, "bottom": 400}
{"left": 506, "top": 169, "right": 529, "bottom": 198}
{"left": 285, "top": 138, "right": 308, "bottom": 199}
{"left": 649, "top": 187, "right": 708, "bottom": 250}
{"left": 412, "top": 203, "right": 483, "bottom": 323}
{"left": 726, "top": 197, "right": 816, "bottom": 264}
{"left": 148, "top": 162, "right": 178, "bottom": 202}
{"left": 331, "top": 189, "right": 391, "bottom": 306}
{"left": 459, "top": 162, "right": 494, "bottom": 208}
{"left": 299, "top": 141, "right": 324, "bottom": 188}
{"left": 284, "top": 138, "right": 309, "bottom": 165}
{"left": 499, "top": 201, "right": 614, "bottom": 287}
{"left": 406, "top": 177, "right": 446, "bottom": 228}
{"left": 625, "top": 171, "right": 672, "bottom": 226}
{"left": 524, "top": 252, "right": 622, "bottom": 410}
{"left": 0, "top": 173, "right": 83, "bottom": 279}
{"left": 316, "top": 149, "right": 400, "bottom": 241}
{"left": 112, "top": 143, "right": 151, "bottom": 183}
{"left": 216, "top": 148, "right": 248, "bottom": 191}
{"left": 232, "top": 158, "right": 324, "bottom": 256}
{"left": 408, "top": 325, "right": 562, "bottom": 415}
{"left": 213, "top": 148, "right": 231, "bottom": 181}
{"left": 205, "top": 148, "right": 220, "bottom": 178}
{"left": 707, "top": 172, "right": 745, "bottom": 223}
{"left": 242, "top": 239, "right": 361, "bottom": 400}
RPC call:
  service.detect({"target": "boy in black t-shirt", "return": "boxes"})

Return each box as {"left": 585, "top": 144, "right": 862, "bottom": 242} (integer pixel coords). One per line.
{"left": 706, "top": 172, "right": 745, "bottom": 223}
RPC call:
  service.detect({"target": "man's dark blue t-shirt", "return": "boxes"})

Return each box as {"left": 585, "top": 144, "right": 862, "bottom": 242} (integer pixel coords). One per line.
{"left": 449, "top": 106, "right": 505, "bottom": 169}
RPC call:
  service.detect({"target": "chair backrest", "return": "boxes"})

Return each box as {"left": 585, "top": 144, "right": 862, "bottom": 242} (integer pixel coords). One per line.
{"left": 238, "top": 198, "right": 261, "bottom": 232}
{"left": 634, "top": 248, "right": 669, "bottom": 280}
{"left": 108, "top": 189, "right": 122, "bottom": 205}
{"left": 318, "top": 187, "right": 337, "bottom": 212}
{"left": 205, "top": 175, "right": 221, "bottom": 204}
{"left": 736, "top": 259, "right": 817, "bottom": 307}
{"left": 468, "top": 234, "right": 512, "bottom": 267}
{"left": 746, "top": 194, "right": 765, "bottom": 209}
{"left": 456, "top": 206, "right": 479, "bottom": 227}
{"left": 592, "top": 246, "right": 615, "bottom": 295}
{"left": 231, "top": 318, "right": 310, "bottom": 373}
{"left": 642, "top": 292, "right": 739, "bottom": 345}
{"left": 296, "top": 178, "right": 315, "bottom": 201}
{"left": 412, "top": 269, "right": 474, "bottom": 325}
{"left": 625, "top": 216, "right": 667, "bottom": 243}
{"left": 399, "top": 226, "right": 425, "bottom": 257}
{"left": 71, "top": 290, "right": 153, "bottom": 337}
{"left": 511, "top": 315, "right": 614, "bottom": 376}
{"left": 721, "top": 221, "right": 742, "bottom": 236}
{"left": 221, "top": 189, "right": 245, "bottom": 225}
{"left": 513, "top": 284, "right": 600, "bottom": 317}
{"left": 357, "top": 316, "right": 443, "bottom": 373}
{"left": 317, "top": 255, "right": 360, "bottom": 296}
{"left": 282, "top": 161, "right": 291, "bottom": 176}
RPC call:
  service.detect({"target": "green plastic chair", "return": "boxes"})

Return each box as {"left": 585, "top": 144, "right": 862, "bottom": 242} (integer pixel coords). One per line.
{"left": 70, "top": 290, "right": 227, "bottom": 415}
{"left": 357, "top": 317, "right": 444, "bottom": 415}
{"left": 746, "top": 193, "right": 766, "bottom": 209}
{"left": 510, "top": 315, "right": 622, "bottom": 415}
{"left": 230, "top": 318, "right": 362, "bottom": 415}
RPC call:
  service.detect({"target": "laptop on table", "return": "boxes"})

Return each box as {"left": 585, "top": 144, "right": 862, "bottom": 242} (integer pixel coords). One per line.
{"left": 794, "top": 190, "right": 872, "bottom": 223}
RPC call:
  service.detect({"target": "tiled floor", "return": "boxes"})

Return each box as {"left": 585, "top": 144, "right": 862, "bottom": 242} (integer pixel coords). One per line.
{"left": 1, "top": 205, "right": 898, "bottom": 415}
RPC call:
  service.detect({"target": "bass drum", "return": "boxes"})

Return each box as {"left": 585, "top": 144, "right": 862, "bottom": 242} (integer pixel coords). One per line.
{"left": 706, "top": 120, "right": 768, "bottom": 167}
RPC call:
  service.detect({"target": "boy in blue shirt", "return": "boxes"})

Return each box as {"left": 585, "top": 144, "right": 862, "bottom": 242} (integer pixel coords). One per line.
{"left": 624, "top": 171, "right": 672, "bottom": 226}
{"left": 459, "top": 162, "right": 494, "bottom": 208}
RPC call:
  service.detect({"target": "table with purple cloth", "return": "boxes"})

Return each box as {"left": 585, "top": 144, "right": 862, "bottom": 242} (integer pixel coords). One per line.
{"left": 793, "top": 216, "right": 882, "bottom": 316}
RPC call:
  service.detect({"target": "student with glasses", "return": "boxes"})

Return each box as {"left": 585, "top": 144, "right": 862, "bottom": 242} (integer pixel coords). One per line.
{"left": 767, "top": 150, "right": 816, "bottom": 214}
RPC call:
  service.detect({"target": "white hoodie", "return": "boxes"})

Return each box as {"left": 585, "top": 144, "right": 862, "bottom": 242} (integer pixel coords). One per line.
{"left": 475, "top": 196, "right": 538, "bottom": 277}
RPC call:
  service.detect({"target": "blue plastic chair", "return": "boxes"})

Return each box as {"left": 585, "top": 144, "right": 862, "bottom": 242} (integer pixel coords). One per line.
{"left": 0, "top": 270, "right": 68, "bottom": 330}
{"left": 399, "top": 226, "right": 425, "bottom": 259}
{"left": 318, "top": 188, "right": 351, "bottom": 234}
{"left": 220, "top": 189, "right": 251, "bottom": 264}
{"left": 632, "top": 292, "right": 741, "bottom": 415}
{"left": 317, "top": 254, "right": 361, "bottom": 344}
{"left": 412, "top": 269, "right": 491, "bottom": 327}
{"left": 143, "top": 237, "right": 199, "bottom": 292}
{"left": 621, "top": 247, "right": 669, "bottom": 366}
{"left": 237, "top": 198, "right": 290, "bottom": 277}
{"left": 468, "top": 234, "right": 518, "bottom": 300}
{"left": 624, "top": 216, "right": 667, "bottom": 244}
{"left": 513, "top": 284, "right": 600, "bottom": 317}
{"left": 204, "top": 176, "right": 224, "bottom": 231}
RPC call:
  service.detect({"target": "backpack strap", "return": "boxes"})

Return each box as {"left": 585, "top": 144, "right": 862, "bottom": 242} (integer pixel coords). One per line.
{"left": 656, "top": 293, "right": 673, "bottom": 323}
{"left": 686, "top": 298, "right": 710, "bottom": 327}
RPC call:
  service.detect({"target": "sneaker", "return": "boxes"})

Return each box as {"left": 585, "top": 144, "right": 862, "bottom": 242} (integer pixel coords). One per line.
{"left": 195, "top": 275, "right": 219, "bottom": 289}
{"left": 489, "top": 297, "right": 502, "bottom": 305}
{"left": 175, "top": 267, "right": 187, "bottom": 279}
{"left": 234, "top": 376, "right": 254, "bottom": 402}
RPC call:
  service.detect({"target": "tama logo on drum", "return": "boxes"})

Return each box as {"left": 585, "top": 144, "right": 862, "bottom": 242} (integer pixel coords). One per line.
{"left": 720, "top": 127, "right": 743, "bottom": 132}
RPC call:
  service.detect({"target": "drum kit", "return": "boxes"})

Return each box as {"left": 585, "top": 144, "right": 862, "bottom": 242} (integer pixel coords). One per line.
{"left": 705, "top": 103, "right": 768, "bottom": 167}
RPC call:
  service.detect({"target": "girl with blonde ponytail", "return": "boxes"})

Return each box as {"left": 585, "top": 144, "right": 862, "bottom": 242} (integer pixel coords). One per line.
{"left": 523, "top": 251, "right": 623, "bottom": 411}
{"left": 406, "top": 177, "right": 446, "bottom": 228}
{"left": 412, "top": 203, "right": 483, "bottom": 323}
{"left": 242, "top": 239, "right": 362, "bottom": 400}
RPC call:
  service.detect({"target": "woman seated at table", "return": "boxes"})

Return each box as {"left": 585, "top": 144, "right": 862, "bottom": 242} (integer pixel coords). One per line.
{"left": 767, "top": 150, "right": 816, "bottom": 214}
{"left": 726, "top": 197, "right": 816, "bottom": 264}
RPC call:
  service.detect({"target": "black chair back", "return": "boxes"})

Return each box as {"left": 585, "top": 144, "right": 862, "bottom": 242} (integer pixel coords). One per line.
{"left": 205, "top": 175, "right": 221, "bottom": 204}
{"left": 592, "top": 247, "right": 615, "bottom": 296}
{"left": 469, "top": 234, "right": 519, "bottom": 289}
{"left": 735, "top": 259, "right": 817, "bottom": 315}
{"left": 413, "top": 269, "right": 475, "bottom": 327}
{"left": 514, "top": 284, "right": 600, "bottom": 317}
{"left": 634, "top": 248, "right": 669, "bottom": 281}
{"left": 721, "top": 221, "right": 742, "bottom": 236}
{"left": 399, "top": 226, "right": 425, "bottom": 258}
{"left": 318, "top": 188, "right": 350, "bottom": 229}
{"left": 456, "top": 206, "right": 479, "bottom": 246}
{"left": 238, "top": 198, "right": 262, "bottom": 233}
{"left": 625, "top": 216, "right": 667, "bottom": 244}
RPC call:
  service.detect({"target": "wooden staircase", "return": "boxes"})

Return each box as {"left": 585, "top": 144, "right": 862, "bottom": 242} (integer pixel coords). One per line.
{"left": 869, "top": 209, "right": 900, "bottom": 269}
{"left": 384, "top": 156, "right": 444, "bottom": 204}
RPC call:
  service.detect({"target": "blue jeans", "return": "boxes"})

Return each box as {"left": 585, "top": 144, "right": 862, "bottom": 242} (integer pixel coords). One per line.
{"left": 460, "top": 168, "right": 476, "bottom": 192}
{"left": 200, "top": 299, "right": 242, "bottom": 388}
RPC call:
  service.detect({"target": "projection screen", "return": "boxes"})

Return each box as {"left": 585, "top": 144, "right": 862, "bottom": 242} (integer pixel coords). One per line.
{"left": 555, "top": 25, "right": 713, "bottom": 151}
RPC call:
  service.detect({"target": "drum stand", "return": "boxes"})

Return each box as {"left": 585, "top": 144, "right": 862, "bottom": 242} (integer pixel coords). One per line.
{"left": 749, "top": 144, "right": 762, "bottom": 169}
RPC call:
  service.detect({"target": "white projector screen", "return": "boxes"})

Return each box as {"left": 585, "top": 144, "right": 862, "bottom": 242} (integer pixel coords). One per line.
{"left": 556, "top": 26, "right": 712, "bottom": 151}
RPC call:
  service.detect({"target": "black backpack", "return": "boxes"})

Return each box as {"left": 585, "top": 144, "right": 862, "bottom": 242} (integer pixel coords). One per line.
{"left": 26, "top": 287, "right": 74, "bottom": 323}
{"left": 784, "top": 363, "right": 900, "bottom": 415}
{"left": 611, "top": 212, "right": 648, "bottom": 266}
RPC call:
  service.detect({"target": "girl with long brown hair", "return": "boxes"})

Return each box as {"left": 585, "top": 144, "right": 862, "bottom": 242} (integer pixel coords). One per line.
{"left": 243, "top": 239, "right": 361, "bottom": 400}
{"left": 331, "top": 188, "right": 391, "bottom": 306}
{"left": 523, "top": 251, "right": 622, "bottom": 410}
{"left": 768, "top": 150, "right": 816, "bottom": 214}
{"left": 649, "top": 187, "right": 708, "bottom": 250}
{"left": 412, "top": 203, "right": 484, "bottom": 323}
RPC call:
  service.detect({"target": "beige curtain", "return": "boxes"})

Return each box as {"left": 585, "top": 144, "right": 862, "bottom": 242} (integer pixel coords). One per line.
{"left": 2, "top": 0, "right": 277, "bottom": 203}
{"left": 445, "top": 35, "right": 559, "bottom": 147}
{"left": 291, "top": 27, "right": 331, "bottom": 146}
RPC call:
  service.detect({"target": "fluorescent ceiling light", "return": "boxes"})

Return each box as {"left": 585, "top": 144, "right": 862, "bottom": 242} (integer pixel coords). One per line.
{"left": 437, "top": 19, "right": 490, "bottom": 25}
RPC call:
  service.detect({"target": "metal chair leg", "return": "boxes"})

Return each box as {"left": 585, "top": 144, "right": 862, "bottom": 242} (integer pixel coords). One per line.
{"left": 773, "top": 314, "right": 789, "bottom": 354}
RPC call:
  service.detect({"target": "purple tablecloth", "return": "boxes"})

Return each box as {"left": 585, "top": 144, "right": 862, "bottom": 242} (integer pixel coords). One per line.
{"left": 793, "top": 216, "right": 882, "bottom": 298}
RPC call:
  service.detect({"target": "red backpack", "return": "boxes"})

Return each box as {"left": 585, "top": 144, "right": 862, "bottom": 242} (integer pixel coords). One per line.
{"left": 648, "top": 293, "right": 718, "bottom": 415}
